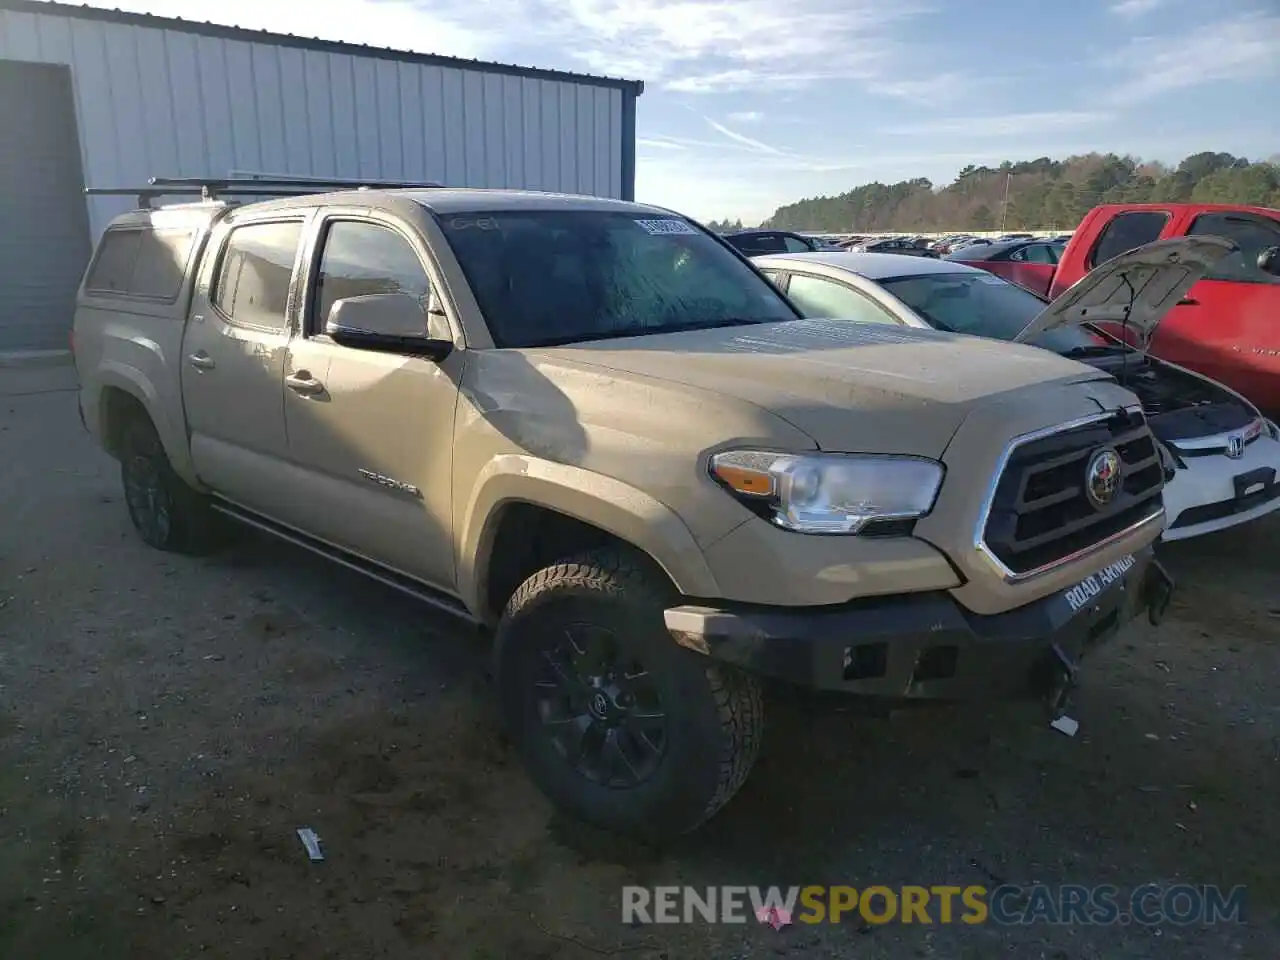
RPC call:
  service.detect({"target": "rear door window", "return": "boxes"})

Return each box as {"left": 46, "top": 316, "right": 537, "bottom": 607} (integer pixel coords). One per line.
{"left": 1186, "top": 212, "right": 1280, "bottom": 284}
{"left": 1089, "top": 211, "right": 1169, "bottom": 267}
{"left": 782, "top": 235, "right": 812, "bottom": 252}
{"left": 212, "top": 221, "right": 304, "bottom": 331}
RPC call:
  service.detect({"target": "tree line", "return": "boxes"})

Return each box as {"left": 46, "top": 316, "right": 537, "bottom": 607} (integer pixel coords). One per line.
{"left": 721, "top": 152, "right": 1280, "bottom": 234}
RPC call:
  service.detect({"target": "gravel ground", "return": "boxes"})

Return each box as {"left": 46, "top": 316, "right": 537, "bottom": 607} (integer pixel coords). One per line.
{"left": 2, "top": 368, "right": 1278, "bottom": 959}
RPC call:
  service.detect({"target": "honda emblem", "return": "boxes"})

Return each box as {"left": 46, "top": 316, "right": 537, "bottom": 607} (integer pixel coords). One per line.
{"left": 1226, "top": 433, "right": 1245, "bottom": 459}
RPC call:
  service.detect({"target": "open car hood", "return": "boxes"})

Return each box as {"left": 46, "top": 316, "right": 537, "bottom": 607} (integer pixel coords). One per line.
{"left": 1013, "top": 236, "right": 1237, "bottom": 348}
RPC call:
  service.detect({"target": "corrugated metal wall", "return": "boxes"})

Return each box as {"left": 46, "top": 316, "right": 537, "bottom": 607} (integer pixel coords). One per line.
{"left": 0, "top": 6, "right": 627, "bottom": 238}
{"left": 0, "top": 59, "right": 91, "bottom": 350}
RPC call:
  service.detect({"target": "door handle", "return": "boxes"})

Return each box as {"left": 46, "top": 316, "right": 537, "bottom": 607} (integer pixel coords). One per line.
{"left": 286, "top": 371, "right": 325, "bottom": 396}
{"left": 188, "top": 353, "right": 215, "bottom": 371}
{"left": 1177, "top": 297, "right": 1199, "bottom": 306}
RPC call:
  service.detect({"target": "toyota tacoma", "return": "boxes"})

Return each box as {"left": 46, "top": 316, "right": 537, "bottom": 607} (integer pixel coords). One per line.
{"left": 73, "top": 178, "right": 1174, "bottom": 839}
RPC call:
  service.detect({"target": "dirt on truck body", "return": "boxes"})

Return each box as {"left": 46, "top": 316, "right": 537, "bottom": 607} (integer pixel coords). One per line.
{"left": 73, "top": 176, "right": 1174, "bottom": 840}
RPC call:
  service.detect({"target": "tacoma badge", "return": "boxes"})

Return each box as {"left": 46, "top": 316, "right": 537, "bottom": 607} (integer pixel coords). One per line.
{"left": 358, "top": 469, "right": 422, "bottom": 498}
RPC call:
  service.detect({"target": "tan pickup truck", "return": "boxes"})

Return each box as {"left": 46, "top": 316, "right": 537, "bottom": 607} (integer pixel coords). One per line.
{"left": 73, "top": 178, "right": 1174, "bottom": 839}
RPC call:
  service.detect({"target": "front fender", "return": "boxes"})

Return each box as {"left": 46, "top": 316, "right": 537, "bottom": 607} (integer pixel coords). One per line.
{"left": 95, "top": 362, "right": 200, "bottom": 486}
{"left": 457, "top": 454, "right": 720, "bottom": 617}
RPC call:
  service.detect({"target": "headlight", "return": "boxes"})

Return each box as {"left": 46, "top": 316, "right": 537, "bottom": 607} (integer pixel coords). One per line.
{"left": 709, "top": 449, "right": 943, "bottom": 534}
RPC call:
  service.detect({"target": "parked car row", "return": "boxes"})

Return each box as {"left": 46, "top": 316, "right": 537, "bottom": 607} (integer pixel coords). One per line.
{"left": 780, "top": 232, "right": 1078, "bottom": 258}
{"left": 943, "top": 237, "right": 1068, "bottom": 296}
{"left": 719, "top": 228, "right": 841, "bottom": 255}
{"left": 843, "top": 236, "right": 940, "bottom": 257}
{"left": 932, "top": 233, "right": 1072, "bottom": 256}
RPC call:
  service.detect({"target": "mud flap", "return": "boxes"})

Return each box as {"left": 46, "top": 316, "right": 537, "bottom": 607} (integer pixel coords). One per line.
{"left": 1043, "top": 642, "right": 1079, "bottom": 720}
{"left": 1142, "top": 559, "right": 1174, "bottom": 626}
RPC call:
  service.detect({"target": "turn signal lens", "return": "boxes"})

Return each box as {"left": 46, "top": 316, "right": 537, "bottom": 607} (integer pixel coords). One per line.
{"left": 709, "top": 460, "right": 775, "bottom": 497}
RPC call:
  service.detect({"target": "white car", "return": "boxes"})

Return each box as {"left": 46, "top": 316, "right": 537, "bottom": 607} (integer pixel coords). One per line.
{"left": 753, "top": 241, "right": 1280, "bottom": 541}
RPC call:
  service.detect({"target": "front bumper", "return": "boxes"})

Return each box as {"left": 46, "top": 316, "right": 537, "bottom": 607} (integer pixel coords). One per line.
{"left": 664, "top": 547, "right": 1172, "bottom": 702}
{"left": 1163, "top": 437, "right": 1280, "bottom": 540}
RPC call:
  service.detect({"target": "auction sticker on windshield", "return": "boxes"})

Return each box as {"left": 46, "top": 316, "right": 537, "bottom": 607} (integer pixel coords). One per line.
{"left": 636, "top": 219, "right": 698, "bottom": 235}
{"left": 1063, "top": 554, "right": 1136, "bottom": 613}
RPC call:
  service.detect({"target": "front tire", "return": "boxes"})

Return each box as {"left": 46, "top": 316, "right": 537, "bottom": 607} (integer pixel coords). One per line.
{"left": 495, "top": 548, "right": 763, "bottom": 840}
{"left": 119, "top": 416, "right": 220, "bottom": 554}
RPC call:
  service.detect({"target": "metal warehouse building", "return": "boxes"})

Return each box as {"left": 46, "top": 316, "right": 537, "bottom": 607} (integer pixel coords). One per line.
{"left": 0, "top": 0, "right": 643, "bottom": 351}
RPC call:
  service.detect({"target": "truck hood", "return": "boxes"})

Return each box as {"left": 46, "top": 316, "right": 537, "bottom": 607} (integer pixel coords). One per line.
{"left": 1014, "top": 236, "right": 1236, "bottom": 348}
{"left": 535, "top": 318, "right": 1111, "bottom": 455}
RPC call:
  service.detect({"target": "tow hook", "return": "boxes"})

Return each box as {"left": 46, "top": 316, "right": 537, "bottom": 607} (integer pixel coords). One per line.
{"left": 1143, "top": 560, "right": 1174, "bottom": 626}
{"left": 1045, "top": 643, "right": 1078, "bottom": 720}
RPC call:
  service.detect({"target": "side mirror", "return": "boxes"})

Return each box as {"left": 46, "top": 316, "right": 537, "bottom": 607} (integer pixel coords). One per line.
{"left": 1257, "top": 246, "right": 1280, "bottom": 277}
{"left": 324, "top": 293, "right": 453, "bottom": 361}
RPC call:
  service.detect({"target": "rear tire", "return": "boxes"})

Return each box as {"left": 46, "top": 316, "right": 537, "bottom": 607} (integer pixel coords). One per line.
{"left": 495, "top": 548, "right": 763, "bottom": 841}
{"left": 119, "top": 416, "right": 221, "bottom": 554}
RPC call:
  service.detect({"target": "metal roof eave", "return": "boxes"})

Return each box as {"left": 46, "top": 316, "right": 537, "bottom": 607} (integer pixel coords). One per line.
{"left": 0, "top": 0, "right": 645, "bottom": 95}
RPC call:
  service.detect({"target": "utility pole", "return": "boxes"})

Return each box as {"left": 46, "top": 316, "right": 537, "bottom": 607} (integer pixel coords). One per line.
{"left": 999, "top": 172, "right": 1012, "bottom": 232}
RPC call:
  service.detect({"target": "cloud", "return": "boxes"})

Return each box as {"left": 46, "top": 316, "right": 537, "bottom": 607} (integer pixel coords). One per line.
{"left": 558, "top": 0, "right": 931, "bottom": 92}
{"left": 704, "top": 117, "right": 788, "bottom": 156}
{"left": 84, "top": 0, "right": 488, "bottom": 59}
{"left": 1109, "top": 0, "right": 1164, "bottom": 17}
{"left": 636, "top": 137, "right": 689, "bottom": 150}
{"left": 94, "top": 0, "right": 948, "bottom": 97}
{"left": 1104, "top": 12, "right": 1280, "bottom": 103}
{"left": 864, "top": 72, "right": 980, "bottom": 105}
{"left": 642, "top": 114, "right": 837, "bottom": 173}
{"left": 388, "top": 0, "right": 934, "bottom": 95}
{"left": 885, "top": 111, "right": 1115, "bottom": 138}
{"left": 728, "top": 111, "right": 764, "bottom": 124}
{"left": 636, "top": 131, "right": 786, "bottom": 155}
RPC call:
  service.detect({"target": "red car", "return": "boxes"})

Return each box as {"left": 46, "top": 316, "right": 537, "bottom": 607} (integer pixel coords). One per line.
{"left": 944, "top": 238, "right": 1063, "bottom": 297}
{"left": 951, "top": 204, "right": 1280, "bottom": 414}
{"left": 1049, "top": 204, "right": 1280, "bottom": 415}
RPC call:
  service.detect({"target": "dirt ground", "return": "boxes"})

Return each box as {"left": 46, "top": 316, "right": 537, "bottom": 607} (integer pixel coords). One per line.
{"left": 2, "top": 367, "right": 1278, "bottom": 960}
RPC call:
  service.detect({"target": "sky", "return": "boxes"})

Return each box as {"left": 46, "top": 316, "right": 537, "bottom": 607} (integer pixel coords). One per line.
{"left": 51, "top": 0, "right": 1280, "bottom": 223}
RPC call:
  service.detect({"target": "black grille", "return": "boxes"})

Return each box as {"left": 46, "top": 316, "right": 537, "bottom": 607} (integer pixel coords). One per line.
{"left": 982, "top": 409, "right": 1164, "bottom": 575}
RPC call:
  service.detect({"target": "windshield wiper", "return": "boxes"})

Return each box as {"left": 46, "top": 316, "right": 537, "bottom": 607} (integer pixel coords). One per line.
{"left": 658, "top": 317, "right": 779, "bottom": 333}
{"left": 520, "top": 317, "right": 779, "bottom": 348}
{"left": 1062, "top": 344, "right": 1130, "bottom": 357}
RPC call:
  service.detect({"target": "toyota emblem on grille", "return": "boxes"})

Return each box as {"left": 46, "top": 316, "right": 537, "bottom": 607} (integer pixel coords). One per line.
{"left": 1226, "top": 433, "right": 1245, "bottom": 459}
{"left": 1085, "top": 449, "right": 1122, "bottom": 509}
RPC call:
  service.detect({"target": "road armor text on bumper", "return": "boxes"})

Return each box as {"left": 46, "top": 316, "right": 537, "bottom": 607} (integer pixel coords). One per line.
{"left": 665, "top": 548, "right": 1173, "bottom": 703}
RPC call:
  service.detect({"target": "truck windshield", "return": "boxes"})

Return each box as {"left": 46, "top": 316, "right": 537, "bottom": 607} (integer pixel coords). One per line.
{"left": 434, "top": 210, "right": 799, "bottom": 347}
{"left": 878, "top": 272, "right": 1102, "bottom": 354}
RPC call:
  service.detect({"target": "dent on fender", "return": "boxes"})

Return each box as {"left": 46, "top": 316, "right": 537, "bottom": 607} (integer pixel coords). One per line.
{"left": 459, "top": 455, "right": 721, "bottom": 604}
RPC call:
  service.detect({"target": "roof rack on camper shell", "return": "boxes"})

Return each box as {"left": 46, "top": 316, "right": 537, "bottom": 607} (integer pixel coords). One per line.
{"left": 85, "top": 175, "right": 445, "bottom": 209}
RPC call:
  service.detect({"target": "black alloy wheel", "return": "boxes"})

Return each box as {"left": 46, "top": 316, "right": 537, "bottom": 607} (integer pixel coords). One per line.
{"left": 533, "top": 620, "right": 668, "bottom": 788}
